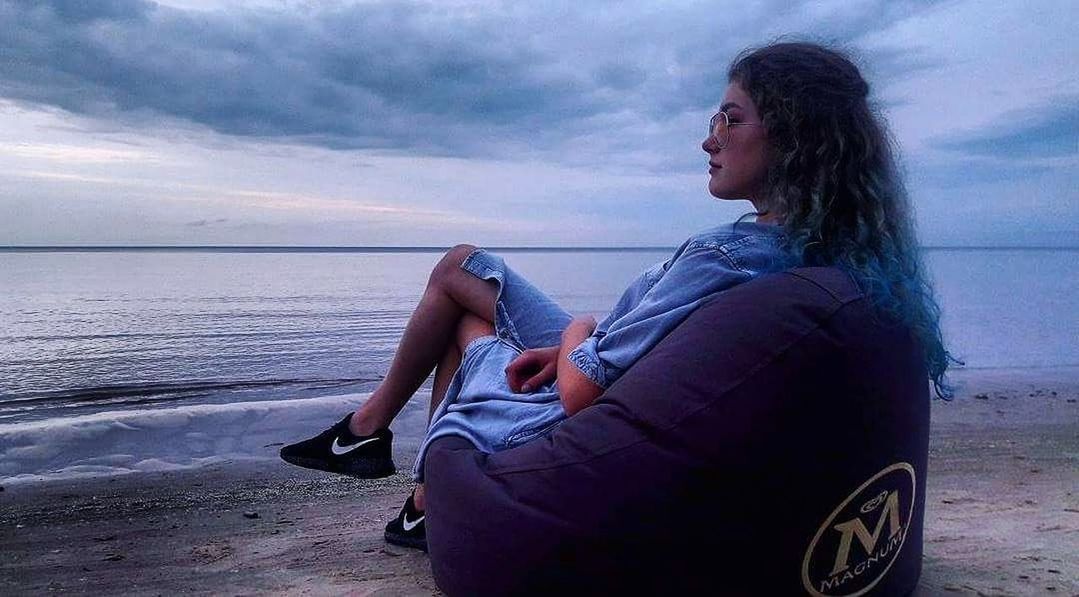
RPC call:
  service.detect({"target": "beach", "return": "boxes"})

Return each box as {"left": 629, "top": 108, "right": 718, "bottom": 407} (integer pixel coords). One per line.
{"left": 2, "top": 367, "right": 1077, "bottom": 596}
{"left": 2, "top": 248, "right": 1077, "bottom": 595}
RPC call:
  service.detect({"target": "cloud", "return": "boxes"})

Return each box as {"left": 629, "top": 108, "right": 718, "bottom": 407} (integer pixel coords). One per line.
{"left": 185, "top": 217, "right": 227, "bottom": 227}
{"left": 0, "top": 142, "right": 163, "bottom": 163}
{"left": 0, "top": 0, "right": 601, "bottom": 155}
{"left": 9, "top": 165, "right": 538, "bottom": 233}
{"left": 0, "top": 0, "right": 951, "bottom": 161}
{"left": 929, "top": 99, "right": 1079, "bottom": 160}
{"left": 904, "top": 154, "right": 1055, "bottom": 190}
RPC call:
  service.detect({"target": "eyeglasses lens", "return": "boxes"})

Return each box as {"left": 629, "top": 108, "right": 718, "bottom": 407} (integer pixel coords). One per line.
{"left": 710, "top": 112, "right": 729, "bottom": 148}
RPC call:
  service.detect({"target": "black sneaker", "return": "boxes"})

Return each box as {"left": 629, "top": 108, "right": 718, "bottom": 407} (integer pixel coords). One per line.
{"left": 279, "top": 413, "right": 396, "bottom": 478}
{"left": 384, "top": 491, "right": 427, "bottom": 552}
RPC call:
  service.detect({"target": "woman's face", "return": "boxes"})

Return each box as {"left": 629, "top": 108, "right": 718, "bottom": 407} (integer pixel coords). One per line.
{"left": 701, "top": 82, "right": 769, "bottom": 205}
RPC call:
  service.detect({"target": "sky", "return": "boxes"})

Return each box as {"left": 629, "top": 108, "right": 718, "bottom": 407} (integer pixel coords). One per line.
{"left": 0, "top": 0, "right": 1076, "bottom": 247}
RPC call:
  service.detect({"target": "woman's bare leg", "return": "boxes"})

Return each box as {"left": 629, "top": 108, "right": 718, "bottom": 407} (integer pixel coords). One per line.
{"left": 427, "top": 311, "right": 496, "bottom": 419}
{"left": 428, "top": 344, "right": 462, "bottom": 423}
{"left": 349, "top": 244, "right": 498, "bottom": 436}
{"left": 413, "top": 312, "right": 494, "bottom": 511}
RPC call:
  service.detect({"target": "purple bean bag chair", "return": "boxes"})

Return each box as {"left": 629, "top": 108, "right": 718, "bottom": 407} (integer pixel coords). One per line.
{"left": 424, "top": 267, "right": 930, "bottom": 596}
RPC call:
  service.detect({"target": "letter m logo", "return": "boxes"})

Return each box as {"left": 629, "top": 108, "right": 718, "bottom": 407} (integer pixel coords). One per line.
{"left": 828, "top": 490, "right": 902, "bottom": 576}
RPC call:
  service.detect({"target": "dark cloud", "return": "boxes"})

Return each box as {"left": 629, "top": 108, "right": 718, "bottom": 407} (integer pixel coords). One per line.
{"left": 0, "top": 0, "right": 946, "bottom": 158}
{"left": 186, "top": 217, "right": 228, "bottom": 227}
{"left": 0, "top": 0, "right": 607, "bottom": 154}
{"left": 47, "top": 0, "right": 150, "bottom": 23}
{"left": 905, "top": 155, "right": 1054, "bottom": 189}
{"left": 930, "top": 99, "right": 1079, "bottom": 159}
{"left": 651, "top": 0, "right": 951, "bottom": 119}
{"left": 592, "top": 63, "right": 647, "bottom": 92}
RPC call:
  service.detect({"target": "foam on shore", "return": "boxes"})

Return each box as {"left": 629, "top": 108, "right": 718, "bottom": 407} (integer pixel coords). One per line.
{"left": 0, "top": 392, "right": 430, "bottom": 484}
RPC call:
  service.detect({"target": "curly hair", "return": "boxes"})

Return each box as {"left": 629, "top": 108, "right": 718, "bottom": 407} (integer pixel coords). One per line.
{"left": 728, "top": 41, "right": 957, "bottom": 398}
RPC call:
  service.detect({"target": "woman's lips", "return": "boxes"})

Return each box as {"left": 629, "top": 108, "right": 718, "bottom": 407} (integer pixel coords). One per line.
{"left": 708, "top": 162, "right": 722, "bottom": 172}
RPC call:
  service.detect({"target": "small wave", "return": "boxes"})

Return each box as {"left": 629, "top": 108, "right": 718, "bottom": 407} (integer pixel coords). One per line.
{"left": 0, "top": 378, "right": 379, "bottom": 407}
{"left": 0, "top": 326, "right": 391, "bottom": 343}
{"left": 0, "top": 392, "right": 362, "bottom": 483}
{"left": 0, "top": 390, "right": 434, "bottom": 484}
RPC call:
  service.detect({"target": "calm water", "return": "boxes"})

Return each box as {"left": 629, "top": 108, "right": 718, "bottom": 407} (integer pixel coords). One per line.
{"left": 1, "top": 248, "right": 1076, "bottom": 423}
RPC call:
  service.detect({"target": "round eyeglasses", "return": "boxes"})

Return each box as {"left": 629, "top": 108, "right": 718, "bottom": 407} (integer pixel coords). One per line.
{"left": 708, "top": 111, "right": 761, "bottom": 149}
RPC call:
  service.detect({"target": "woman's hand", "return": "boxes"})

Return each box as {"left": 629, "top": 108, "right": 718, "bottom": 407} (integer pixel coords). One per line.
{"left": 505, "top": 345, "right": 560, "bottom": 393}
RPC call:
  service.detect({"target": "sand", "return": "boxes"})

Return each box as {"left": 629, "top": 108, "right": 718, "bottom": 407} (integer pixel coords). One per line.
{"left": 1, "top": 368, "right": 1077, "bottom": 596}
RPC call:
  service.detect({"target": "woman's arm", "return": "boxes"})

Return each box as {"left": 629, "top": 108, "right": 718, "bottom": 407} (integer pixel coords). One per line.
{"left": 566, "top": 240, "right": 756, "bottom": 390}
{"left": 557, "top": 316, "right": 604, "bottom": 416}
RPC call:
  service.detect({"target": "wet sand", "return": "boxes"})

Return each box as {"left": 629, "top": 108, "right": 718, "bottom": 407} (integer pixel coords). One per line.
{"left": 2, "top": 368, "right": 1077, "bottom": 596}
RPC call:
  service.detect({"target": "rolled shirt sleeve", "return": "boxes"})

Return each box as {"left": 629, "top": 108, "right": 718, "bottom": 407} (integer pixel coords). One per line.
{"left": 566, "top": 240, "right": 754, "bottom": 389}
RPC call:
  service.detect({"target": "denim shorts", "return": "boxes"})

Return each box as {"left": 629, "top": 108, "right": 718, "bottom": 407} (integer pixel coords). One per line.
{"left": 411, "top": 248, "right": 574, "bottom": 482}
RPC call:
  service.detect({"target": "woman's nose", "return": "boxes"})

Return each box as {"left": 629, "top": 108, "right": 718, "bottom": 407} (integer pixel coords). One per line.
{"left": 702, "top": 133, "right": 719, "bottom": 153}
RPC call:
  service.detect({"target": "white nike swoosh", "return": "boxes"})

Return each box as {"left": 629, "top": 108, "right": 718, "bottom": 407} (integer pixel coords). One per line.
{"left": 330, "top": 435, "right": 380, "bottom": 456}
{"left": 402, "top": 513, "right": 425, "bottom": 532}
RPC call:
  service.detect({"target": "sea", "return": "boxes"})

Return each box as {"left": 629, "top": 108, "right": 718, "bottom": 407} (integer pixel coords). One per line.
{"left": 1, "top": 247, "right": 1076, "bottom": 482}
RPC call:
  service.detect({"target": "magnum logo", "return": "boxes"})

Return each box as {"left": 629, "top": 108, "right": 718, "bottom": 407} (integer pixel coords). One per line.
{"left": 801, "top": 463, "right": 916, "bottom": 597}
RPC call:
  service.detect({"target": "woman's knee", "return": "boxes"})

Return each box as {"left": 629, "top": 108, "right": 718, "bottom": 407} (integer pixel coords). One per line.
{"left": 429, "top": 243, "right": 478, "bottom": 289}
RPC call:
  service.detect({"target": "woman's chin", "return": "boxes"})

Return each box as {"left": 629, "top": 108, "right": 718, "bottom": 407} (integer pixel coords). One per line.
{"left": 708, "top": 179, "right": 737, "bottom": 199}
{"left": 708, "top": 181, "right": 750, "bottom": 201}
{"left": 707, "top": 186, "right": 737, "bottom": 200}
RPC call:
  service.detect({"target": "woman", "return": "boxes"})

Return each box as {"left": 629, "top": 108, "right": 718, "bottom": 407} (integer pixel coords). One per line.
{"left": 280, "top": 41, "right": 952, "bottom": 552}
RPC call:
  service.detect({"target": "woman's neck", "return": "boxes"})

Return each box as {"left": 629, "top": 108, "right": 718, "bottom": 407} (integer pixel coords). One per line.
{"left": 749, "top": 195, "right": 783, "bottom": 225}
{"left": 754, "top": 211, "right": 784, "bottom": 225}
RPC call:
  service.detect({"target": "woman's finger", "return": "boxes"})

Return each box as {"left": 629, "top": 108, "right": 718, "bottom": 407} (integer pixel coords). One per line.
{"left": 506, "top": 352, "right": 537, "bottom": 392}
{"left": 523, "top": 362, "right": 557, "bottom": 392}
{"left": 507, "top": 352, "right": 530, "bottom": 372}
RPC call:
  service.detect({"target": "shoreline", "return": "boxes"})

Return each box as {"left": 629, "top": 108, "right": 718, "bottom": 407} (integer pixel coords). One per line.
{"left": 2, "top": 368, "right": 1077, "bottom": 595}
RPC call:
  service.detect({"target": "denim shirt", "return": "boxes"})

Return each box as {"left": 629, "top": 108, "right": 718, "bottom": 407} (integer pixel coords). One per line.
{"left": 567, "top": 221, "right": 788, "bottom": 389}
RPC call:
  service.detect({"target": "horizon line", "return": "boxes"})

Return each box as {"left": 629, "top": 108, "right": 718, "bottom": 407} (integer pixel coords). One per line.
{"left": 1, "top": 244, "right": 1077, "bottom": 253}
